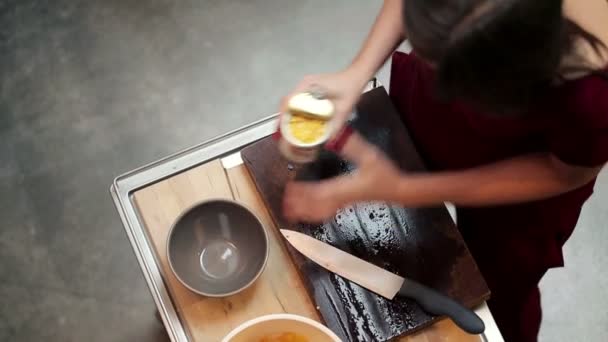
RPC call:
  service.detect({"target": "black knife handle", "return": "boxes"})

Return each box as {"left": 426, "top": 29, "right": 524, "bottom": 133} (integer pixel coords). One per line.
{"left": 399, "top": 279, "right": 485, "bottom": 334}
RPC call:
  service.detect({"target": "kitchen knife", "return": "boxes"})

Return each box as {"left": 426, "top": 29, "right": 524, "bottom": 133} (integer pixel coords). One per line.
{"left": 280, "top": 229, "right": 485, "bottom": 335}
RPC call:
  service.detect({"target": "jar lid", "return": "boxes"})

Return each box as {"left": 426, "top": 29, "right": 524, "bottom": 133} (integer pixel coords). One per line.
{"left": 287, "top": 92, "right": 334, "bottom": 120}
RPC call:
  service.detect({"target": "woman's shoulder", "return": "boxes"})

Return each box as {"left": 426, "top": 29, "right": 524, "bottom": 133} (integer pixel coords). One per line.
{"left": 564, "top": 0, "right": 608, "bottom": 46}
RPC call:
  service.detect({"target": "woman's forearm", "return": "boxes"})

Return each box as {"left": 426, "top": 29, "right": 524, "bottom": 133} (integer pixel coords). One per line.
{"left": 348, "top": 0, "right": 406, "bottom": 85}
{"left": 389, "top": 154, "right": 601, "bottom": 207}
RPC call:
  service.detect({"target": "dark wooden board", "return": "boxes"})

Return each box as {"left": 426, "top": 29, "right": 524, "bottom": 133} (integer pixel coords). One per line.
{"left": 242, "top": 87, "right": 490, "bottom": 342}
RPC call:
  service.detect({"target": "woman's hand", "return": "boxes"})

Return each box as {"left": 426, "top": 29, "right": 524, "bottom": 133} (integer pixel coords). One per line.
{"left": 279, "top": 70, "right": 369, "bottom": 137}
{"left": 283, "top": 131, "right": 404, "bottom": 223}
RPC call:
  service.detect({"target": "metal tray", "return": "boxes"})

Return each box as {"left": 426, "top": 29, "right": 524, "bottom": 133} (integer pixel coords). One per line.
{"left": 110, "top": 115, "right": 277, "bottom": 341}
{"left": 109, "top": 82, "right": 503, "bottom": 342}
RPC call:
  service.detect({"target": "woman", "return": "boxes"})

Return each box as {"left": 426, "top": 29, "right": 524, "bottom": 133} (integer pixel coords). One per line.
{"left": 281, "top": 0, "right": 608, "bottom": 341}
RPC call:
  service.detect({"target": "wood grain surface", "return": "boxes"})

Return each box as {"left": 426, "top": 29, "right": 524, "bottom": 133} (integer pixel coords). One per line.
{"left": 242, "top": 87, "right": 490, "bottom": 341}
{"left": 133, "top": 160, "right": 317, "bottom": 341}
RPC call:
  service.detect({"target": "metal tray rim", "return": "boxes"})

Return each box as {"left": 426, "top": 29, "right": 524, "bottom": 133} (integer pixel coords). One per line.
{"left": 109, "top": 114, "right": 278, "bottom": 342}
{"left": 108, "top": 84, "right": 502, "bottom": 341}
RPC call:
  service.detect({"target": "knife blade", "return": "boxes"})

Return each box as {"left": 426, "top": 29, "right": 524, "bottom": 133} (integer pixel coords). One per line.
{"left": 280, "top": 229, "right": 485, "bottom": 335}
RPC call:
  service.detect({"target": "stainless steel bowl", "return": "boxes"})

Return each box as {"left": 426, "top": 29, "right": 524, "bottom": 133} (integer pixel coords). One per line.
{"left": 166, "top": 199, "right": 269, "bottom": 297}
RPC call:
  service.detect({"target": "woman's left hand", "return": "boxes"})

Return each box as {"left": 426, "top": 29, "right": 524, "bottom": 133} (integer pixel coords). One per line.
{"left": 283, "top": 131, "right": 404, "bottom": 223}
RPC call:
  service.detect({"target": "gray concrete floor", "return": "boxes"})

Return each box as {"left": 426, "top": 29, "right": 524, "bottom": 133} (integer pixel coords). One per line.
{"left": 0, "top": 1, "right": 605, "bottom": 341}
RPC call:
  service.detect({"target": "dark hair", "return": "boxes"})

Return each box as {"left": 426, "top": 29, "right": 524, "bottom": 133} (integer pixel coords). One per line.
{"left": 403, "top": 0, "right": 607, "bottom": 114}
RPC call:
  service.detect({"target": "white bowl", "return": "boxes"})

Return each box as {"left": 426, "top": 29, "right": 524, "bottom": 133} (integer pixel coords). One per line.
{"left": 222, "top": 314, "right": 342, "bottom": 342}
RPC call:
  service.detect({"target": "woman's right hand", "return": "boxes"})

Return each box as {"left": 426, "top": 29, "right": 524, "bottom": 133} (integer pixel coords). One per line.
{"left": 283, "top": 131, "right": 405, "bottom": 223}
{"left": 279, "top": 69, "right": 369, "bottom": 138}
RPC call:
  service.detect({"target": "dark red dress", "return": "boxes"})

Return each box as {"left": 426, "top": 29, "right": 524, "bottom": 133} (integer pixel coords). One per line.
{"left": 389, "top": 52, "right": 608, "bottom": 341}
